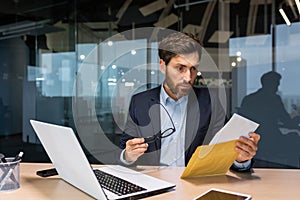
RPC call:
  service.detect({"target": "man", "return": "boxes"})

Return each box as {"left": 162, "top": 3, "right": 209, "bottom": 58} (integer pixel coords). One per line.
{"left": 238, "top": 71, "right": 299, "bottom": 166}
{"left": 239, "top": 71, "right": 297, "bottom": 131}
{"left": 120, "top": 32, "right": 260, "bottom": 171}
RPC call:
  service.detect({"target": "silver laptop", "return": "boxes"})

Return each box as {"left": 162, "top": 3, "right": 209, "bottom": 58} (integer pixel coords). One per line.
{"left": 30, "top": 120, "right": 175, "bottom": 200}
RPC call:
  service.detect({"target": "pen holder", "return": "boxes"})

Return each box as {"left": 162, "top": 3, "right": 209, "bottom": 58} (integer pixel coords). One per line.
{"left": 0, "top": 158, "right": 21, "bottom": 192}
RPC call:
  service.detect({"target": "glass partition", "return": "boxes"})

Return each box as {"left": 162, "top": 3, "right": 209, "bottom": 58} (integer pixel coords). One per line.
{"left": 0, "top": 0, "right": 299, "bottom": 168}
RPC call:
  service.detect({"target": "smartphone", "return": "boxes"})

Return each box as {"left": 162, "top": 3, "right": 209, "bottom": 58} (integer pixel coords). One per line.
{"left": 193, "top": 188, "right": 251, "bottom": 200}
{"left": 36, "top": 168, "right": 58, "bottom": 177}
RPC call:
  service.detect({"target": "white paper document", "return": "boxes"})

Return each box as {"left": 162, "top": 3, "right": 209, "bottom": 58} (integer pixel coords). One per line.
{"left": 209, "top": 113, "right": 259, "bottom": 145}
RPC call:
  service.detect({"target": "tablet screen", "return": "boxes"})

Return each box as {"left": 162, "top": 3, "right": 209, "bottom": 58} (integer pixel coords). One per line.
{"left": 195, "top": 189, "right": 251, "bottom": 200}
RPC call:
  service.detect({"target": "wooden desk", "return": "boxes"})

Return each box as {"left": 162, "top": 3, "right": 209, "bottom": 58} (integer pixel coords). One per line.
{"left": 0, "top": 163, "right": 299, "bottom": 199}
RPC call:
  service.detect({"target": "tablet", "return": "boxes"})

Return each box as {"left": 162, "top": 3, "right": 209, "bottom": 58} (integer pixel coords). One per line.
{"left": 193, "top": 188, "right": 251, "bottom": 200}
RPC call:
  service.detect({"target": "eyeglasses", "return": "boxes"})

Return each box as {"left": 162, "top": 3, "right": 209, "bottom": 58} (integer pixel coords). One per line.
{"left": 144, "top": 101, "right": 176, "bottom": 143}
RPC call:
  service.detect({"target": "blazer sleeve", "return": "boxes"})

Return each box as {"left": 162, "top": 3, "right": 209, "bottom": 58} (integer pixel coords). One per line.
{"left": 119, "top": 96, "right": 137, "bottom": 149}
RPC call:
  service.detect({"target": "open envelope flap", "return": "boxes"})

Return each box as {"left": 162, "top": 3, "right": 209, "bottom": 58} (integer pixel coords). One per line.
{"left": 181, "top": 140, "right": 238, "bottom": 178}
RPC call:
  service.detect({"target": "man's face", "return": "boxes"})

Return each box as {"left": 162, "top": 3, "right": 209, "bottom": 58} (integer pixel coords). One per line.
{"left": 160, "top": 52, "right": 199, "bottom": 100}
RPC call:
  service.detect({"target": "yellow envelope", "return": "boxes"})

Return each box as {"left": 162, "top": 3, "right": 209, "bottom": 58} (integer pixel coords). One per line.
{"left": 181, "top": 140, "right": 238, "bottom": 178}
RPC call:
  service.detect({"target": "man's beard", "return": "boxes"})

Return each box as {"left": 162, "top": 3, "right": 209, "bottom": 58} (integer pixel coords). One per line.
{"left": 165, "top": 80, "right": 192, "bottom": 99}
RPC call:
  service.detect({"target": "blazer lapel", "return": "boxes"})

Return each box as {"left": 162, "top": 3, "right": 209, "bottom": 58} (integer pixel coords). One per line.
{"left": 185, "top": 89, "right": 201, "bottom": 157}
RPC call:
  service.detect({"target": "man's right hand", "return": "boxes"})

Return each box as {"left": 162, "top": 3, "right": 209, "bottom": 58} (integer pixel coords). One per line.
{"left": 124, "top": 138, "right": 148, "bottom": 162}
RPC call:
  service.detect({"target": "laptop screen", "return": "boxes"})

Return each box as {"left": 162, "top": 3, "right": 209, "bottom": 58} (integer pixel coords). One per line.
{"left": 30, "top": 120, "right": 175, "bottom": 200}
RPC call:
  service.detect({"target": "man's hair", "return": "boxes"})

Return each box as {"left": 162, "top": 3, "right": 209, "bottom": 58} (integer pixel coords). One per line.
{"left": 261, "top": 71, "right": 281, "bottom": 86}
{"left": 158, "top": 32, "right": 202, "bottom": 65}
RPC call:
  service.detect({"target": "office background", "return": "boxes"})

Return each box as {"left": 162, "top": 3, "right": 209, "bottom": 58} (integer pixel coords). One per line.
{"left": 0, "top": 0, "right": 299, "bottom": 168}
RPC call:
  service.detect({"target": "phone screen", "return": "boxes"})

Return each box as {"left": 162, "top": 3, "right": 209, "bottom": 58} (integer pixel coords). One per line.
{"left": 195, "top": 189, "right": 250, "bottom": 200}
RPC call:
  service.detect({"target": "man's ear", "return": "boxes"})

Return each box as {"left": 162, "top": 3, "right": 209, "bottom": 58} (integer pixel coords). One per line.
{"left": 159, "top": 59, "right": 166, "bottom": 74}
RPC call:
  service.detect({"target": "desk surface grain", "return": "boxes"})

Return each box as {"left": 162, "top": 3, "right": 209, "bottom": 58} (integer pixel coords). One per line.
{"left": 0, "top": 163, "right": 299, "bottom": 200}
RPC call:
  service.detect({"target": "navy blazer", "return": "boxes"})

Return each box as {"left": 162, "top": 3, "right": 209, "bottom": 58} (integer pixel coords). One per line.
{"left": 119, "top": 85, "right": 226, "bottom": 166}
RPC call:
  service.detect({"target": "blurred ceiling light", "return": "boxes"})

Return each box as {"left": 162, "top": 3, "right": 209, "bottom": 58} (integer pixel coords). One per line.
{"left": 79, "top": 54, "right": 85, "bottom": 60}
{"left": 208, "top": 30, "right": 234, "bottom": 43}
{"left": 174, "top": 0, "right": 213, "bottom": 9}
{"left": 154, "top": 13, "right": 178, "bottom": 28}
{"left": 131, "top": 49, "right": 136, "bottom": 55}
{"left": 139, "top": 0, "right": 167, "bottom": 16}
{"left": 231, "top": 62, "right": 237, "bottom": 67}
{"left": 116, "top": 0, "right": 133, "bottom": 24}
{"left": 112, "top": 65, "right": 117, "bottom": 69}
{"left": 183, "top": 24, "right": 203, "bottom": 36}
{"left": 108, "top": 78, "right": 117, "bottom": 82}
{"left": 279, "top": 8, "right": 291, "bottom": 26}
{"left": 125, "top": 82, "right": 134, "bottom": 87}
{"left": 236, "top": 51, "right": 241, "bottom": 57}
{"left": 237, "top": 57, "right": 242, "bottom": 62}
{"left": 296, "top": 0, "right": 300, "bottom": 14}
{"left": 107, "top": 41, "right": 113, "bottom": 46}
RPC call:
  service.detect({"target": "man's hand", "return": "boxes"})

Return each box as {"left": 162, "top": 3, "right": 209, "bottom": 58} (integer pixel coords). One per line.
{"left": 124, "top": 138, "right": 148, "bottom": 162}
{"left": 235, "top": 132, "right": 260, "bottom": 163}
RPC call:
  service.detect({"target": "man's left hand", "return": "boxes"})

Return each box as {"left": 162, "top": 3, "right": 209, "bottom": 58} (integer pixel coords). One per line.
{"left": 235, "top": 132, "right": 260, "bottom": 163}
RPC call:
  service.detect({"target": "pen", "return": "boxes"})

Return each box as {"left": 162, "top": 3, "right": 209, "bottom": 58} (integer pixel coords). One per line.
{"left": 12, "top": 152, "right": 24, "bottom": 162}
{"left": 0, "top": 153, "right": 7, "bottom": 163}
{"left": 0, "top": 152, "right": 24, "bottom": 190}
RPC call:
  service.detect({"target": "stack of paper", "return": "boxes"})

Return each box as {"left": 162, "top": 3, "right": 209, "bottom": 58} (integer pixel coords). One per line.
{"left": 181, "top": 114, "right": 259, "bottom": 178}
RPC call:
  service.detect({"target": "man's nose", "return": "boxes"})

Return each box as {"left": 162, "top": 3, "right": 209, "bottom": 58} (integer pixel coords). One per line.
{"left": 183, "top": 70, "right": 192, "bottom": 82}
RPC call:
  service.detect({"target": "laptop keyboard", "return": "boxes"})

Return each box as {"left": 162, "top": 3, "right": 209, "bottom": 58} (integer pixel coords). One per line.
{"left": 94, "top": 169, "right": 147, "bottom": 196}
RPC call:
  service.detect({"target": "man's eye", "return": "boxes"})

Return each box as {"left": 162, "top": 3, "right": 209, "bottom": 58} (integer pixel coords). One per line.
{"left": 177, "top": 66, "right": 186, "bottom": 72}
